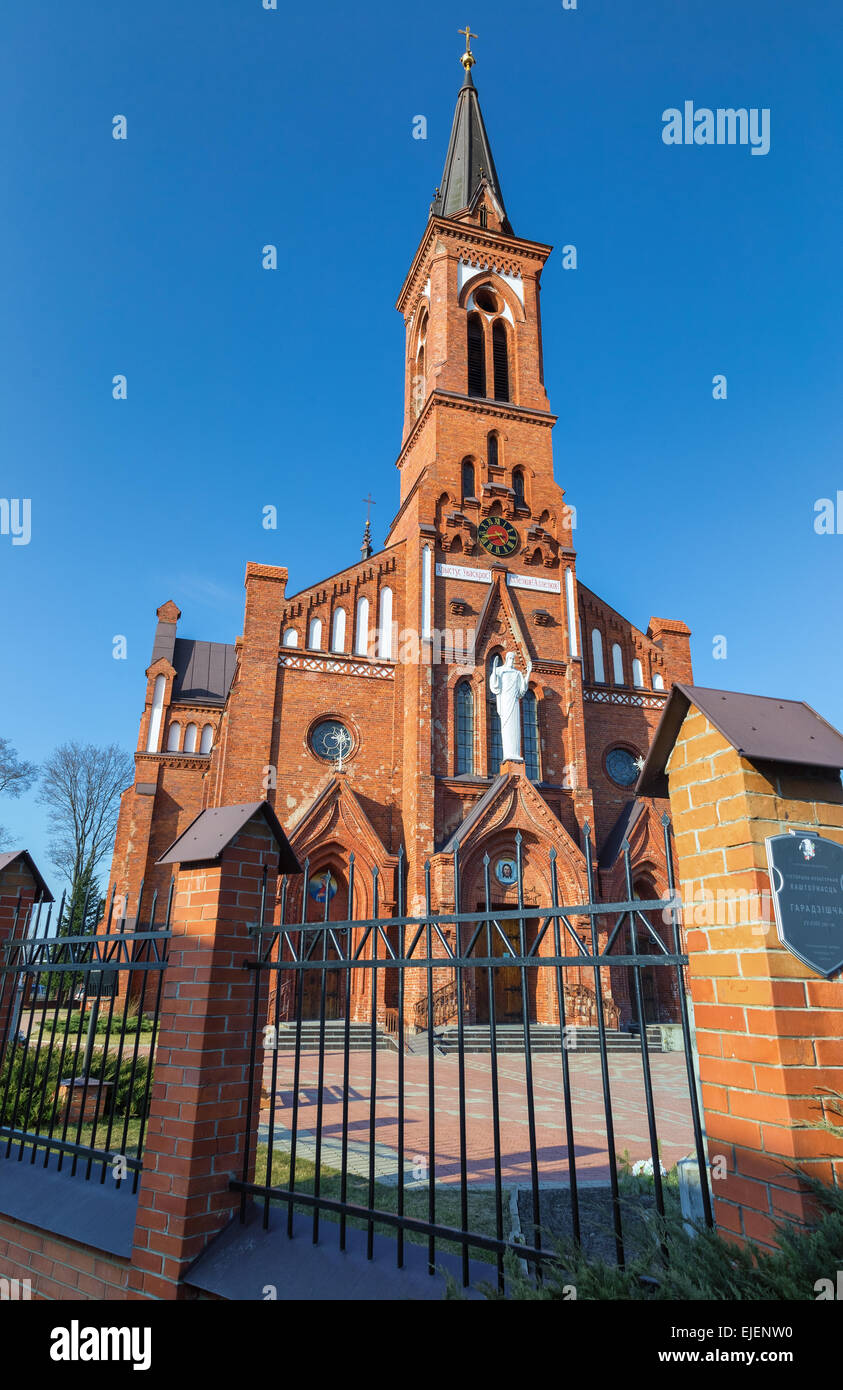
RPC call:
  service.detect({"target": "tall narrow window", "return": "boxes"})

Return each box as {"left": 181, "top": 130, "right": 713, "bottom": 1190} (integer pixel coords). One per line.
{"left": 331, "top": 607, "right": 346, "bottom": 652}
{"left": 282, "top": 627, "right": 298, "bottom": 647}
{"left": 455, "top": 681, "right": 474, "bottom": 775}
{"left": 199, "top": 723, "right": 214, "bottom": 755}
{"left": 487, "top": 655, "right": 503, "bottom": 776}
{"left": 308, "top": 617, "right": 322, "bottom": 649}
{"left": 462, "top": 457, "right": 475, "bottom": 500}
{"left": 522, "top": 689, "right": 540, "bottom": 781}
{"left": 565, "top": 569, "right": 579, "bottom": 659}
{"left": 612, "top": 642, "right": 624, "bottom": 685}
{"left": 512, "top": 468, "right": 525, "bottom": 507}
{"left": 591, "top": 629, "right": 605, "bottom": 683}
{"left": 467, "top": 313, "right": 485, "bottom": 397}
{"left": 487, "top": 432, "right": 499, "bottom": 469}
{"left": 653, "top": 672, "right": 665, "bottom": 691}
{"left": 184, "top": 722, "right": 198, "bottom": 754}
{"left": 421, "top": 545, "right": 432, "bottom": 641}
{"left": 378, "top": 587, "right": 393, "bottom": 659}
{"left": 146, "top": 675, "right": 166, "bottom": 753}
{"left": 354, "top": 595, "right": 370, "bottom": 656}
{"left": 632, "top": 657, "right": 644, "bottom": 688}
{"left": 166, "top": 721, "right": 181, "bottom": 753}
{"left": 492, "top": 320, "right": 509, "bottom": 400}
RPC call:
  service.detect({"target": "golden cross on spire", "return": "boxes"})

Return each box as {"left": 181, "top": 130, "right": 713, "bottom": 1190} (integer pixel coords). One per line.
{"left": 458, "top": 24, "right": 478, "bottom": 70}
{"left": 362, "top": 493, "right": 376, "bottom": 525}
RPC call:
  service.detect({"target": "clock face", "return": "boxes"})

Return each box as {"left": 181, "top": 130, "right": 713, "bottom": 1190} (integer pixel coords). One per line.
{"left": 477, "top": 516, "right": 519, "bottom": 558}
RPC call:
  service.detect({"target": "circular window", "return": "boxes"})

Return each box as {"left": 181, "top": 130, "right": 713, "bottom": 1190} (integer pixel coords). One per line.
{"left": 310, "top": 719, "right": 353, "bottom": 762}
{"left": 473, "top": 287, "right": 499, "bottom": 314}
{"left": 605, "top": 747, "right": 640, "bottom": 788}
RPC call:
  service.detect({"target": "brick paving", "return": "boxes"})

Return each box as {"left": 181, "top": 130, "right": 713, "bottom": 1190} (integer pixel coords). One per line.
{"left": 261, "top": 1048, "right": 695, "bottom": 1187}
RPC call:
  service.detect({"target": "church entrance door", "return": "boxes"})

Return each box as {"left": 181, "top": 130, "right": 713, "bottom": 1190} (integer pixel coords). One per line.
{"left": 474, "top": 908, "right": 537, "bottom": 1024}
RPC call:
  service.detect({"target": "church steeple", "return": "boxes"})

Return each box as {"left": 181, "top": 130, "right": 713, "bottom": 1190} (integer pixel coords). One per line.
{"left": 431, "top": 34, "right": 511, "bottom": 234}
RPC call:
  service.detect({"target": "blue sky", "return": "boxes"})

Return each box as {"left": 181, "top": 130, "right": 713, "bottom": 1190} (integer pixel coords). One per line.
{"left": 1, "top": 0, "right": 841, "bottom": 885}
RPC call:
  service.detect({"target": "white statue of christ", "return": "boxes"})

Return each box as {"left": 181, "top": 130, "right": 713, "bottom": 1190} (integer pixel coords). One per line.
{"left": 489, "top": 652, "right": 532, "bottom": 762}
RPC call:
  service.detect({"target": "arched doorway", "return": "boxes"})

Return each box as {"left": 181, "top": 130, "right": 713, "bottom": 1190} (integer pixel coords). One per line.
{"left": 298, "top": 864, "right": 350, "bottom": 1021}
{"left": 630, "top": 877, "right": 680, "bottom": 1025}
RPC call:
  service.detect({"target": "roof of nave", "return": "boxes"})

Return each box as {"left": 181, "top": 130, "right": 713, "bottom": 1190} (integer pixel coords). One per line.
{"left": 171, "top": 638, "right": 237, "bottom": 706}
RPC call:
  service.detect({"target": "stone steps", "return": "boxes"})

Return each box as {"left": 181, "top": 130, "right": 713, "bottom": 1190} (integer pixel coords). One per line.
{"left": 432, "top": 1024, "right": 665, "bottom": 1054}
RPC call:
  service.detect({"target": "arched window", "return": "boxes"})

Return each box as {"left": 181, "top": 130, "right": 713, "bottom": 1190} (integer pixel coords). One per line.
{"left": 308, "top": 617, "right": 322, "bottom": 649}
{"left": 512, "top": 468, "right": 525, "bottom": 507}
{"left": 487, "top": 432, "right": 499, "bottom": 469}
{"left": 354, "top": 595, "right": 370, "bottom": 656}
{"left": 378, "top": 587, "right": 393, "bottom": 660}
{"left": 199, "top": 723, "right": 213, "bottom": 755}
{"left": 166, "top": 721, "right": 181, "bottom": 753}
{"left": 653, "top": 672, "right": 665, "bottom": 691}
{"left": 184, "top": 722, "right": 198, "bottom": 754}
{"left": 455, "top": 681, "right": 474, "bottom": 775}
{"left": 492, "top": 320, "right": 509, "bottom": 400}
{"left": 146, "top": 675, "right": 166, "bottom": 753}
{"left": 487, "top": 654, "right": 503, "bottom": 776}
{"left": 331, "top": 607, "right": 346, "bottom": 652}
{"left": 591, "top": 629, "right": 605, "bottom": 683}
{"left": 522, "top": 688, "right": 540, "bottom": 781}
{"left": 612, "top": 643, "right": 624, "bottom": 686}
{"left": 462, "top": 457, "right": 475, "bottom": 500}
{"left": 467, "top": 313, "right": 486, "bottom": 397}
{"left": 632, "top": 657, "right": 645, "bottom": 688}
{"left": 282, "top": 627, "right": 298, "bottom": 647}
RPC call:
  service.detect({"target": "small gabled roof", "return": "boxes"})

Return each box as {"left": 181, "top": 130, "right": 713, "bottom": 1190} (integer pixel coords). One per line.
{"left": 0, "top": 850, "right": 54, "bottom": 901}
{"left": 637, "top": 684, "right": 843, "bottom": 797}
{"left": 440, "top": 774, "right": 505, "bottom": 853}
{"left": 156, "top": 801, "right": 300, "bottom": 872}
{"left": 598, "top": 800, "right": 646, "bottom": 869}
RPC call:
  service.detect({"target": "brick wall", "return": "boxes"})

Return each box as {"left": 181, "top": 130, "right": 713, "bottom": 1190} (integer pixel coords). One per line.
{"left": 667, "top": 706, "right": 843, "bottom": 1245}
{"left": 0, "top": 1215, "right": 129, "bottom": 1300}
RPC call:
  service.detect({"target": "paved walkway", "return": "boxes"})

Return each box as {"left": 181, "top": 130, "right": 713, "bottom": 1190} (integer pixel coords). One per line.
{"left": 260, "top": 1049, "right": 695, "bottom": 1186}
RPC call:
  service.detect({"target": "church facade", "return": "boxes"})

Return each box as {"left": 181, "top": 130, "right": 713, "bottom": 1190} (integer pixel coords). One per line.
{"left": 106, "top": 47, "right": 692, "bottom": 1031}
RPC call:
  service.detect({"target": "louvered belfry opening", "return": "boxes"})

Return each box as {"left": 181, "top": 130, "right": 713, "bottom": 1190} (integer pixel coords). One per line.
{"left": 492, "top": 319, "right": 509, "bottom": 400}
{"left": 467, "top": 313, "right": 486, "bottom": 397}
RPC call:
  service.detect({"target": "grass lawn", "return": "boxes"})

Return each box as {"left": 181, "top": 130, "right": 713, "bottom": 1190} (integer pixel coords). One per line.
{"left": 254, "top": 1142, "right": 513, "bottom": 1268}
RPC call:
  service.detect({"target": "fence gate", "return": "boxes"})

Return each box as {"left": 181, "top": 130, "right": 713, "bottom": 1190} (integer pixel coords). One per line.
{"left": 234, "top": 819, "right": 712, "bottom": 1291}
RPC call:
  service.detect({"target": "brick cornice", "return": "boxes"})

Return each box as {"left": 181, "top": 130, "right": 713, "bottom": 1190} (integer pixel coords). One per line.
{"left": 395, "top": 391, "right": 556, "bottom": 474}
{"left": 397, "top": 217, "right": 552, "bottom": 316}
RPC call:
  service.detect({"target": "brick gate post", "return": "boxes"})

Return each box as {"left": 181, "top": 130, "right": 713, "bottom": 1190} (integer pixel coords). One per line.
{"left": 128, "top": 802, "right": 298, "bottom": 1299}
{"left": 639, "top": 687, "right": 843, "bottom": 1247}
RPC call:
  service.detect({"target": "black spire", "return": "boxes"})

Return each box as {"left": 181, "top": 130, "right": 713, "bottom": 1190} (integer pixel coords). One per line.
{"left": 431, "top": 55, "right": 510, "bottom": 233}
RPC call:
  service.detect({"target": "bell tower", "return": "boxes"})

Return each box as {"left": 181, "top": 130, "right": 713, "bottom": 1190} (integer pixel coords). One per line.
{"left": 387, "top": 37, "right": 569, "bottom": 554}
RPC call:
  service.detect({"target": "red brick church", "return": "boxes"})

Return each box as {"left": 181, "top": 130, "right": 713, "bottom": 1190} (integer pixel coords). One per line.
{"left": 106, "top": 43, "right": 693, "bottom": 1029}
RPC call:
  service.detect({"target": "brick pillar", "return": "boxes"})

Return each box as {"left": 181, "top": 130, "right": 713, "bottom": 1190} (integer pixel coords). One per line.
{"left": 666, "top": 707, "right": 843, "bottom": 1246}
{"left": 129, "top": 814, "right": 280, "bottom": 1299}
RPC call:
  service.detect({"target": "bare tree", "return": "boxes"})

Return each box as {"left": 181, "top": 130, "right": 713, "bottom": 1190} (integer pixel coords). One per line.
{"left": 36, "top": 742, "right": 133, "bottom": 886}
{"left": 0, "top": 736, "right": 38, "bottom": 851}
{"left": 0, "top": 736, "right": 38, "bottom": 798}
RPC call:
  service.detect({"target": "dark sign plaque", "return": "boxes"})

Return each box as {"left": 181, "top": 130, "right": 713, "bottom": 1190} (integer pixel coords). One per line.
{"left": 765, "top": 832, "right": 843, "bottom": 979}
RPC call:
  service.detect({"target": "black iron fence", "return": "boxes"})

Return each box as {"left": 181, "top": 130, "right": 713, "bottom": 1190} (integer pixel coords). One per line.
{"left": 0, "top": 881, "right": 172, "bottom": 1190}
{"left": 234, "top": 816, "right": 713, "bottom": 1290}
